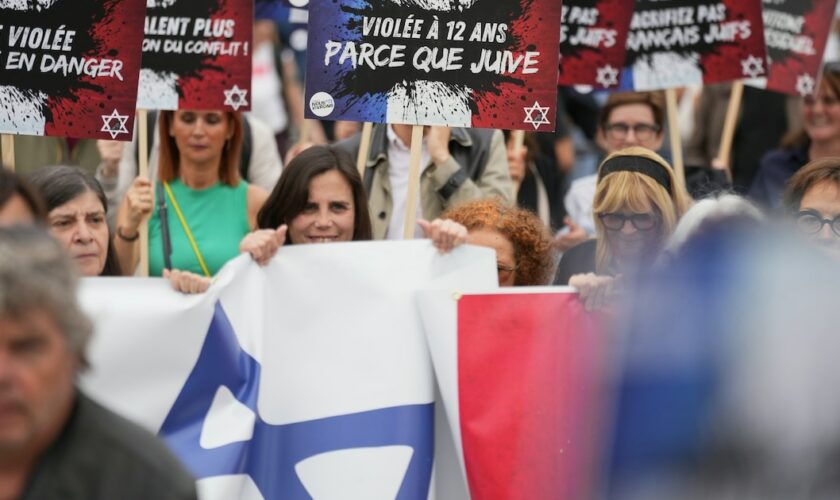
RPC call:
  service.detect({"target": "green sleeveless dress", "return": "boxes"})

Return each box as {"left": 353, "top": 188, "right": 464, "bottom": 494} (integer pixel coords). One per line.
{"left": 149, "top": 179, "right": 250, "bottom": 277}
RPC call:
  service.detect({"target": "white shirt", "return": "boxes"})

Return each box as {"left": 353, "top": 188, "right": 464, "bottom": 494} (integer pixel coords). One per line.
{"left": 564, "top": 174, "right": 597, "bottom": 236}
{"left": 248, "top": 42, "right": 288, "bottom": 134}
{"left": 385, "top": 125, "right": 429, "bottom": 240}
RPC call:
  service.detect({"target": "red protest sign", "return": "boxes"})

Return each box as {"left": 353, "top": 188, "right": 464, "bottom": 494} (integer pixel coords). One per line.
{"left": 138, "top": 0, "right": 253, "bottom": 111}
{"left": 558, "top": 0, "right": 636, "bottom": 89}
{"left": 760, "top": 0, "right": 839, "bottom": 96}
{"left": 0, "top": 0, "right": 146, "bottom": 140}
{"left": 621, "top": 0, "right": 768, "bottom": 91}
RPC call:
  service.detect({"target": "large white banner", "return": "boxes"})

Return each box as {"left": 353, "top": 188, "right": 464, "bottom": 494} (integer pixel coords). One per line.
{"left": 78, "top": 241, "right": 496, "bottom": 500}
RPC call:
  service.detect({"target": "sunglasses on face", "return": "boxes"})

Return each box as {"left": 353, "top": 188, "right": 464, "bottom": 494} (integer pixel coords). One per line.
{"left": 598, "top": 212, "right": 658, "bottom": 231}
{"left": 796, "top": 210, "right": 840, "bottom": 237}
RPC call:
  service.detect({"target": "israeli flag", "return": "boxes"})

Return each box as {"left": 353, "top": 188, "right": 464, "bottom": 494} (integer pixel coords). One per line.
{"left": 79, "top": 241, "right": 496, "bottom": 500}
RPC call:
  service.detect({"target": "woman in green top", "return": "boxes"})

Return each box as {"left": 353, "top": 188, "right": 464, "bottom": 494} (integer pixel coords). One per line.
{"left": 114, "top": 110, "right": 269, "bottom": 288}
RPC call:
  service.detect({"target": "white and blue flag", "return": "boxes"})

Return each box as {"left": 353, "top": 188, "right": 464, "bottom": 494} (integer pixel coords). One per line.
{"left": 78, "top": 241, "right": 495, "bottom": 500}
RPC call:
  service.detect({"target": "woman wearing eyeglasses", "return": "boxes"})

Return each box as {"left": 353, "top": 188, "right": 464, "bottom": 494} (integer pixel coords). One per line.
{"left": 556, "top": 147, "right": 692, "bottom": 310}
{"left": 561, "top": 91, "right": 666, "bottom": 252}
{"left": 783, "top": 157, "right": 840, "bottom": 259}
{"left": 442, "top": 198, "right": 556, "bottom": 286}
{"left": 750, "top": 63, "right": 840, "bottom": 208}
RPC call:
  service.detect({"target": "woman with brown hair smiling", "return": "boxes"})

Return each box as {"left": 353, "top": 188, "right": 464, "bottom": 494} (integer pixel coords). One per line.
{"left": 167, "top": 145, "right": 469, "bottom": 293}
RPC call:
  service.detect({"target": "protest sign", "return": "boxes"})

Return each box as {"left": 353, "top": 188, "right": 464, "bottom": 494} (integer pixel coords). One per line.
{"left": 621, "top": 0, "right": 768, "bottom": 91}
{"left": 0, "top": 0, "right": 145, "bottom": 140}
{"left": 558, "top": 0, "right": 636, "bottom": 89}
{"left": 419, "top": 289, "right": 603, "bottom": 500}
{"left": 304, "top": 0, "right": 562, "bottom": 131}
{"left": 80, "top": 242, "right": 497, "bottom": 499}
{"left": 756, "top": 0, "right": 838, "bottom": 96}
{"left": 138, "top": 0, "right": 253, "bottom": 111}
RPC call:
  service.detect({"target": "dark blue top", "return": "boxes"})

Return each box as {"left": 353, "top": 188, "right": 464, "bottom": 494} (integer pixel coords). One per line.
{"left": 748, "top": 144, "right": 809, "bottom": 208}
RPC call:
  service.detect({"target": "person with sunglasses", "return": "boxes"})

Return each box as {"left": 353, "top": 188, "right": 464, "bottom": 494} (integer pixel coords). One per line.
{"left": 750, "top": 62, "right": 840, "bottom": 208}
{"left": 556, "top": 147, "right": 692, "bottom": 310}
{"left": 560, "top": 91, "right": 667, "bottom": 252}
{"left": 783, "top": 157, "right": 840, "bottom": 259}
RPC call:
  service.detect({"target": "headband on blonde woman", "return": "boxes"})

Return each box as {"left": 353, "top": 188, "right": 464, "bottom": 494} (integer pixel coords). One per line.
{"left": 599, "top": 155, "right": 672, "bottom": 194}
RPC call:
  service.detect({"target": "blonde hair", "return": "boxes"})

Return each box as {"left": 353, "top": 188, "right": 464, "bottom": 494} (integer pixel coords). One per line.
{"left": 593, "top": 147, "right": 692, "bottom": 273}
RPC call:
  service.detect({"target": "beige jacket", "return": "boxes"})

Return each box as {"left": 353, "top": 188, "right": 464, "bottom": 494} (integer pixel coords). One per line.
{"left": 338, "top": 125, "right": 514, "bottom": 240}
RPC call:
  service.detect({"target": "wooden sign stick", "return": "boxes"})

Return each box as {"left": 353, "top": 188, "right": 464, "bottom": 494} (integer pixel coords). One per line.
{"left": 299, "top": 119, "right": 312, "bottom": 145}
{"left": 665, "top": 88, "right": 686, "bottom": 190}
{"left": 1, "top": 135, "right": 15, "bottom": 172}
{"left": 403, "top": 125, "right": 425, "bottom": 239}
{"left": 137, "top": 109, "right": 150, "bottom": 277}
{"left": 510, "top": 130, "right": 525, "bottom": 199}
{"left": 715, "top": 81, "right": 743, "bottom": 184}
{"left": 356, "top": 122, "right": 374, "bottom": 178}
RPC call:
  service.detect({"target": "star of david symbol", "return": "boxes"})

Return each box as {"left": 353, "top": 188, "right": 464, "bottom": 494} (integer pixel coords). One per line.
{"left": 523, "top": 101, "right": 551, "bottom": 130}
{"left": 100, "top": 109, "right": 129, "bottom": 139}
{"left": 741, "top": 55, "right": 764, "bottom": 79}
{"left": 223, "top": 85, "right": 249, "bottom": 111}
{"left": 158, "top": 302, "right": 433, "bottom": 500}
{"left": 595, "top": 64, "right": 619, "bottom": 88}
{"left": 796, "top": 73, "right": 816, "bottom": 96}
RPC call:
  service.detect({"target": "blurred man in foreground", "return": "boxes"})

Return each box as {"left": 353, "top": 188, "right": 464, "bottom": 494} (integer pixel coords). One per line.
{"left": 0, "top": 226, "right": 196, "bottom": 500}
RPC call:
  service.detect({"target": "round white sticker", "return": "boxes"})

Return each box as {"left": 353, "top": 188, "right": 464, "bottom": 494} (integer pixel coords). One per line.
{"left": 309, "top": 92, "right": 335, "bottom": 118}
{"left": 290, "top": 29, "right": 308, "bottom": 52}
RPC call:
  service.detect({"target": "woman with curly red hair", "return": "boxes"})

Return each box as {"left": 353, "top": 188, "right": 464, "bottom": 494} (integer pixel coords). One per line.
{"left": 442, "top": 198, "right": 556, "bottom": 286}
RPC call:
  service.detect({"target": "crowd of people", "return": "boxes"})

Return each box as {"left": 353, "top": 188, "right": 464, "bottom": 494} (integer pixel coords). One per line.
{"left": 3, "top": 13, "right": 840, "bottom": 499}
{"left": 5, "top": 80, "right": 839, "bottom": 292}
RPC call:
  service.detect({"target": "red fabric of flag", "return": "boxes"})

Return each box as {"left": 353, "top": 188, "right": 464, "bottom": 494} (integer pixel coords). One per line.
{"left": 458, "top": 293, "right": 602, "bottom": 500}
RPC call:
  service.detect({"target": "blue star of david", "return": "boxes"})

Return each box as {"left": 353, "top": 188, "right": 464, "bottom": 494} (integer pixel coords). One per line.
{"left": 159, "top": 302, "right": 434, "bottom": 499}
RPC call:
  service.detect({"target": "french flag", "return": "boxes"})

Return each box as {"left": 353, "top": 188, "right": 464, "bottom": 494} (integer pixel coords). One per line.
{"left": 420, "top": 290, "right": 603, "bottom": 499}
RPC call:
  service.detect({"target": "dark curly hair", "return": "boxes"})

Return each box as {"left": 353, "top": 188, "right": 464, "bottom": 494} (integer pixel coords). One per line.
{"left": 443, "top": 198, "right": 556, "bottom": 286}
